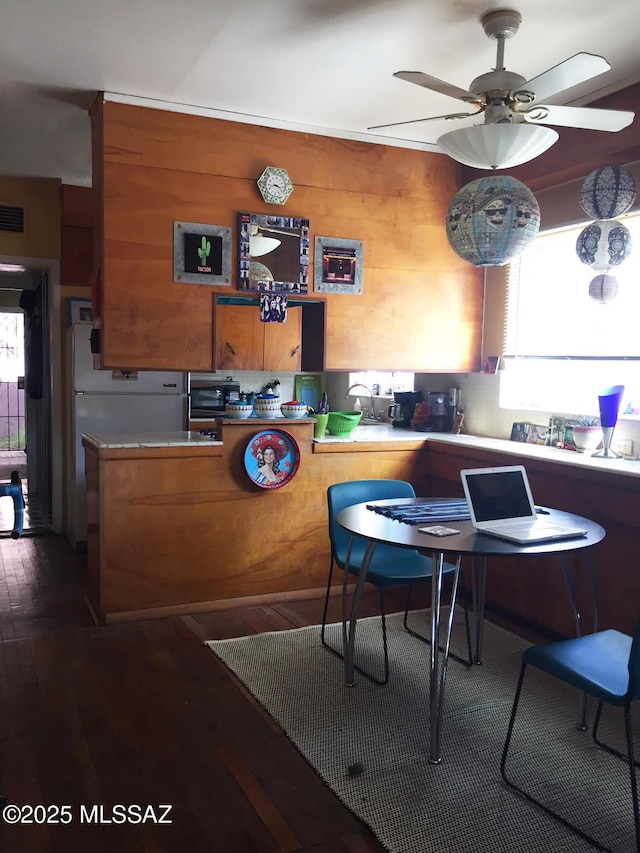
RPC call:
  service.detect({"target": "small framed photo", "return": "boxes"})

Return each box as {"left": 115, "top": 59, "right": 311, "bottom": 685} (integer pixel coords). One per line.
{"left": 484, "top": 355, "right": 501, "bottom": 374}
{"left": 67, "top": 297, "right": 93, "bottom": 326}
{"left": 313, "top": 236, "right": 363, "bottom": 294}
{"left": 174, "top": 221, "right": 232, "bottom": 286}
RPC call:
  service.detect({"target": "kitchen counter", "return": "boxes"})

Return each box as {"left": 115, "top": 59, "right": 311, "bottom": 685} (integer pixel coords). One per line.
{"left": 314, "top": 425, "right": 640, "bottom": 478}
{"left": 83, "top": 431, "right": 223, "bottom": 448}
{"left": 82, "top": 425, "right": 640, "bottom": 478}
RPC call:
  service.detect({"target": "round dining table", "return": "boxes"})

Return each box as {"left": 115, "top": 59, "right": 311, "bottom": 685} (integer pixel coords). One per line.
{"left": 336, "top": 497, "right": 606, "bottom": 763}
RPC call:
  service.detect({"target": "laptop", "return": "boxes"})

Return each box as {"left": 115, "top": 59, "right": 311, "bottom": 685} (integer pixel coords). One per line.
{"left": 460, "top": 465, "right": 588, "bottom": 544}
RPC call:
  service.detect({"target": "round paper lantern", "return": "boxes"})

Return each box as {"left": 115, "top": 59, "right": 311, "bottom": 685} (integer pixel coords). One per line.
{"left": 580, "top": 166, "right": 636, "bottom": 220}
{"left": 576, "top": 219, "right": 632, "bottom": 271}
{"left": 445, "top": 175, "right": 540, "bottom": 266}
{"left": 588, "top": 273, "right": 618, "bottom": 303}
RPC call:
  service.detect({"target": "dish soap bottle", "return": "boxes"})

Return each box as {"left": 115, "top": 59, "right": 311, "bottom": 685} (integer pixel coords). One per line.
{"left": 353, "top": 397, "right": 362, "bottom": 413}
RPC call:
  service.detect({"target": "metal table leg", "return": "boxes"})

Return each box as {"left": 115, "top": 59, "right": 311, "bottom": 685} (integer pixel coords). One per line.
{"left": 470, "top": 556, "right": 488, "bottom": 665}
{"left": 428, "top": 553, "right": 462, "bottom": 764}
{"left": 343, "top": 536, "right": 377, "bottom": 687}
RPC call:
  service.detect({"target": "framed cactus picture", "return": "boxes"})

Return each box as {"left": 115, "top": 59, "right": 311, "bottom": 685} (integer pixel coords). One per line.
{"left": 173, "top": 221, "right": 232, "bottom": 286}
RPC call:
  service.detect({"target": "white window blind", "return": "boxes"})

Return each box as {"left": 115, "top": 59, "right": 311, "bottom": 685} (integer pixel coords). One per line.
{"left": 501, "top": 211, "right": 640, "bottom": 417}
{"left": 505, "top": 211, "right": 640, "bottom": 357}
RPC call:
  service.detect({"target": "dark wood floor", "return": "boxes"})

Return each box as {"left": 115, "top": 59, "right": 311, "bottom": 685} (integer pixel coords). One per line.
{"left": 0, "top": 532, "right": 434, "bottom": 852}
{"left": 0, "top": 532, "right": 539, "bottom": 852}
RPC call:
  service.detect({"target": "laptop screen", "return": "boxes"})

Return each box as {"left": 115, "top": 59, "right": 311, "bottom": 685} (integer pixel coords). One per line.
{"left": 461, "top": 467, "right": 535, "bottom": 522}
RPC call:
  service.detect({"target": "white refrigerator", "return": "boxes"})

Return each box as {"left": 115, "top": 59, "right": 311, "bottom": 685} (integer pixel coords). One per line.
{"left": 65, "top": 325, "right": 187, "bottom": 549}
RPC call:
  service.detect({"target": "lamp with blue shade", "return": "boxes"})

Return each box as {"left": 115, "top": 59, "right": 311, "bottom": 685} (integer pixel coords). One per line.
{"left": 592, "top": 384, "right": 625, "bottom": 458}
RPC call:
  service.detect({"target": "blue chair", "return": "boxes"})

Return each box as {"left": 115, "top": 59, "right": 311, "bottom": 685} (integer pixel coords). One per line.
{"left": 501, "top": 624, "right": 640, "bottom": 852}
{"left": 321, "top": 479, "right": 471, "bottom": 685}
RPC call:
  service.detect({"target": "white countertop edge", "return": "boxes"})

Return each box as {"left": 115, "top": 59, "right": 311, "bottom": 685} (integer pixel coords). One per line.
{"left": 81, "top": 427, "right": 640, "bottom": 478}
{"left": 83, "top": 431, "right": 224, "bottom": 449}
{"left": 424, "top": 433, "right": 640, "bottom": 478}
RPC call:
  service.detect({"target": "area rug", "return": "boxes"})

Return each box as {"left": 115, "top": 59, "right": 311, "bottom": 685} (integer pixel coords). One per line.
{"left": 207, "top": 612, "right": 637, "bottom": 853}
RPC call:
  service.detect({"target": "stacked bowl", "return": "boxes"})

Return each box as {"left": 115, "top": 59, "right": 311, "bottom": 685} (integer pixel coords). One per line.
{"left": 281, "top": 401, "right": 309, "bottom": 419}
{"left": 225, "top": 403, "right": 253, "bottom": 420}
{"left": 254, "top": 394, "right": 281, "bottom": 419}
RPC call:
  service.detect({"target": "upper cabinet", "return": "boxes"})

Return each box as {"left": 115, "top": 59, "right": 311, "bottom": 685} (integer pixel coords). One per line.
{"left": 216, "top": 302, "right": 302, "bottom": 372}
{"left": 93, "top": 100, "right": 484, "bottom": 373}
{"left": 214, "top": 297, "right": 325, "bottom": 372}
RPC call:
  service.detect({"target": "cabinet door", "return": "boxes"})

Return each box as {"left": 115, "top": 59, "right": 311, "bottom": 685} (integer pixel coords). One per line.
{"left": 264, "top": 306, "right": 302, "bottom": 371}
{"left": 216, "top": 304, "right": 263, "bottom": 370}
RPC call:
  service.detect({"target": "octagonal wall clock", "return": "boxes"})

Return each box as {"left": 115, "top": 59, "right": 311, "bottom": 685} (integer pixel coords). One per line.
{"left": 257, "top": 166, "right": 294, "bottom": 205}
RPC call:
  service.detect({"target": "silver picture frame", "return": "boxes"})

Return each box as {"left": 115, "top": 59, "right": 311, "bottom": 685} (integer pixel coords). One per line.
{"left": 174, "top": 221, "right": 232, "bottom": 286}
{"left": 313, "top": 236, "right": 363, "bottom": 295}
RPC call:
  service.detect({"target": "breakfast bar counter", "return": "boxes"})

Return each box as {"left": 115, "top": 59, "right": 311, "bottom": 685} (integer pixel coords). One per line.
{"left": 82, "top": 420, "right": 639, "bottom": 633}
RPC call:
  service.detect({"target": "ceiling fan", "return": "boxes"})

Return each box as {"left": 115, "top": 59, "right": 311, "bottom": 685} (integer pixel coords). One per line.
{"left": 369, "top": 9, "right": 635, "bottom": 168}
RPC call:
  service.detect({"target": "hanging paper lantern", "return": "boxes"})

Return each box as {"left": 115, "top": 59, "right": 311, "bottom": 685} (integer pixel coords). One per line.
{"left": 588, "top": 273, "right": 618, "bottom": 303}
{"left": 576, "top": 219, "right": 632, "bottom": 271}
{"left": 579, "top": 166, "right": 637, "bottom": 220}
{"left": 445, "top": 175, "right": 540, "bottom": 266}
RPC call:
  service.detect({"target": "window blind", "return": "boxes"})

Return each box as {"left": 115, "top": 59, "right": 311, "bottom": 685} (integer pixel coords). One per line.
{"left": 504, "top": 212, "right": 640, "bottom": 359}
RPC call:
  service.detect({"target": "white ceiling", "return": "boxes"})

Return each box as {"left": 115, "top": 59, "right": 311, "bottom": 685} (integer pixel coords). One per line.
{"left": 1, "top": 0, "right": 639, "bottom": 187}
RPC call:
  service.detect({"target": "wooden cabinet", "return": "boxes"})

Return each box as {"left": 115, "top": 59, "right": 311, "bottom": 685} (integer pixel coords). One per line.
{"left": 215, "top": 302, "right": 302, "bottom": 371}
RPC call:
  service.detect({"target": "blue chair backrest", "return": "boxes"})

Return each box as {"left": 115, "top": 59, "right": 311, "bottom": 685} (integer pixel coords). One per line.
{"left": 628, "top": 619, "right": 640, "bottom": 700}
{"left": 327, "top": 479, "right": 416, "bottom": 565}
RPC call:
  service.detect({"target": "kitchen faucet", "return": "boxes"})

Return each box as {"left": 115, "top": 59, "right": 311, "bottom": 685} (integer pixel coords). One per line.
{"left": 345, "top": 383, "right": 377, "bottom": 421}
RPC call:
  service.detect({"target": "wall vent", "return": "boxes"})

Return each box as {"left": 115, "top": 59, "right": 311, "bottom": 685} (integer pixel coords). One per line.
{"left": 0, "top": 206, "right": 25, "bottom": 233}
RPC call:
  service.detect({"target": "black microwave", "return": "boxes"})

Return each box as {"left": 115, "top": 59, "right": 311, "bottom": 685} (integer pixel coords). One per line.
{"left": 190, "top": 380, "right": 240, "bottom": 418}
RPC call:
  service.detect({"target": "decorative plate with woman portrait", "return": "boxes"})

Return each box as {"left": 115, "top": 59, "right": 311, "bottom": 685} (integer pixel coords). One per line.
{"left": 244, "top": 430, "right": 301, "bottom": 490}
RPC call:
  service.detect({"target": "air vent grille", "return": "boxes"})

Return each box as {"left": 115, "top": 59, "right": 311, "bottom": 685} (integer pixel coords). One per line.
{"left": 0, "top": 206, "right": 25, "bottom": 233}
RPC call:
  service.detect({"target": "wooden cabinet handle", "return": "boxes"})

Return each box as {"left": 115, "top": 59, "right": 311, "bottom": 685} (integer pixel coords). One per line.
{"left": 225, "top": 341, "right": 236, "bottom": 356}
{"left": 289, "top": 345, "right": 300, "bottom": 358}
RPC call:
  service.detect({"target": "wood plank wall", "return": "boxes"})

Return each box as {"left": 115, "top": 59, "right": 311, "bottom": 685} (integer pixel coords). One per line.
{"left": 92, "top": 99, "right": 483, "bottom": 374}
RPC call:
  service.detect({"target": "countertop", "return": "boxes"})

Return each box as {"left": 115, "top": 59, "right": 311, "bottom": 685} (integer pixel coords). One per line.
{"left": 81, "top": 426, "right": 640, "bottom": 479}
{"left": 83, "top": 431, "right": 223, "bottom": 448}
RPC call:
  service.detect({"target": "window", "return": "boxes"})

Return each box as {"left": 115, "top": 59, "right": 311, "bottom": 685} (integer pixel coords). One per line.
{"left": 500, "top": 211, "right": 640, "bottom": 418}
{"left": 347, "top": 371, "right": 414, "bottom": 398}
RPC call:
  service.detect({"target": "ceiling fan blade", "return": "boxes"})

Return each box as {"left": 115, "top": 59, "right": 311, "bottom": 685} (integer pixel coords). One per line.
{"left": 393, "top": 71, "right": 478, "bottom": 103}
{"left": 516, "top": 53, "right": 611, "bottom": 103}
{"left": 368, "top": 109, "right": 481, "bottom": 131}
{"left": 522, "top": 104, "right": 634, "bottom": 132}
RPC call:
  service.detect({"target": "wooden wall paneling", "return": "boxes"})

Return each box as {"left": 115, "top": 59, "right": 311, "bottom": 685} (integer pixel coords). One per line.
{"left": 61, "top": 185, "right": 93, "bottom": 286}
{"left": 95, "top": 99, "right": 484, "bottom": 372}
{"left": 88, "top": 430, "right": 420, "bottom": 619}
{"left": 61, "top": 224, "right": 93, "bottom": 285}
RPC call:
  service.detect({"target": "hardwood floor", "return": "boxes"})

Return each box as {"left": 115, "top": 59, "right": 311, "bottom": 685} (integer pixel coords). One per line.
{"left": 0, "top": 532, "right": 407, "bottom": 852}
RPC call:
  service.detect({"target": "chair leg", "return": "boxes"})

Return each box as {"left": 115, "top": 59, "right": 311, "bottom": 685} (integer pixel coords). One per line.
{"left": 403, "top": 573, "right": 473, "bottom": 668}
{"left": 320, "top": 560, "right": 390, "bottom": 685}
{"left": 502, "top": 663, "right": 621, "bottom": 852}
{"left": 624, "top": 704, "right": 640, "bottom": 853}
{"left": 593, "top": 700, "right": 640, "bottom": 771}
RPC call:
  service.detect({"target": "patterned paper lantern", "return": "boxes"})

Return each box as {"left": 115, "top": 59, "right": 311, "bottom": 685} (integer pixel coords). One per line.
{"left": 576, "top": 219, "right": 632, "bottom": 272}
{"left": 588, "top": 273, "right": 618, "bottom": 303}
{"left": 580, "top": 166, "right": 637, "bottom": 220}
{"left": 445, "top": 175, "right": 540, "bottom": 266}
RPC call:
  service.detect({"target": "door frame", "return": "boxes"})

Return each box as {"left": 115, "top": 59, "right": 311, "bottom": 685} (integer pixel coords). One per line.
{"left": 0, "top": 253, "right": 62, "bottom": 533}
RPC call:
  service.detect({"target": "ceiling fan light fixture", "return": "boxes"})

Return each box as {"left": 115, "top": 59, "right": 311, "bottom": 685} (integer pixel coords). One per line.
{"left": 437, "top": 123, "right": 558, "bottom": 170}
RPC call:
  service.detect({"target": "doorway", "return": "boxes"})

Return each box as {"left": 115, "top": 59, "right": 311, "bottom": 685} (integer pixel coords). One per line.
{"left": 0, "top": 258, "right": 62, "bottom": 536}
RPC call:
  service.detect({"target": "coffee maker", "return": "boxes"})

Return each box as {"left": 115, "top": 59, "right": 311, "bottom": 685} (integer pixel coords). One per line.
{"left": 388, "top": 391, "right": 422, "bottom": 428}
{"left": 426, "top": 390, "right": 453, "bottom": 432}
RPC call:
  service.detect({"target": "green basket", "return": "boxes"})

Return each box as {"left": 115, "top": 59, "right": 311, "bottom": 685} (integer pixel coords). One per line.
{"left": 326, "top": 411, "right": 362, "bottom": 436}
